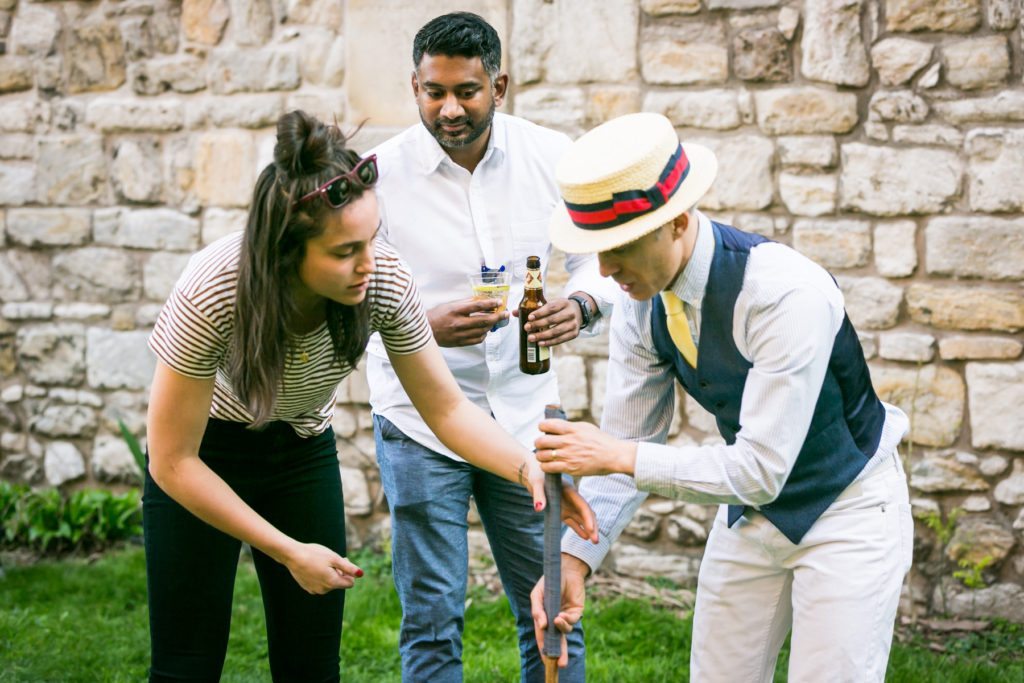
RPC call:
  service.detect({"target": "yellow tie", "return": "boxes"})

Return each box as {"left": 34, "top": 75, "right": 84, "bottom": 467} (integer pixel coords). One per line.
{"left": 661, "top": 290, "right": 698, "bottom": 368}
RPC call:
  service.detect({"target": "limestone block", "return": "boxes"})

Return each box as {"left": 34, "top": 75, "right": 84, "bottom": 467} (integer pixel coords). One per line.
{"left": 966, "top": 129, "right": 1024, "bottom": 213}
{"left": 624, "top": 508, "right": 661, "bottom": 542}
{"left": 587, "top": 86, "right": 641, "bottom": 125}
{"left": 961, "top": 495, "right": 991, "bottom": 512}
{"left": 99, "top": 390, "right": 149, "bottom": 435}
{"left": 589, "top": 359, "right": 609, "bottom": 423}
{"left": 870, "top": 38, "right": 933, "bottom": 87}
{"left": 44, "top": 441, "right": 85, "bottom": 487}
{"left": 943, "top": 36, "right": 1010, "bottom": 91}
{"left": 878, "top": 332, "right": 935, "bottom": 362}
{"left": 641, "top": 37, "right": 728, "bottom": 85}
{"left": 341, "top": 466, "right": 372, "bottom": 516}
{"left": 940, "top": 582, "right": 1024, "bottom": 622}
{"left": 986, "top": 0, "right": 1019, "bottom": 29}
{"left": 874, "top": 220, "right": 917, "bottom": 278}
{"left": 685, "top": 394, "right": 718, "bottom": 434}
{"left": 208, "top": 48, "right": 301, "bottom": 94}
{"left": 202, "top": 208, "right": 247, "bottom": 245}
{"left": 86, "top": 98, "right": 184, "bottom": 133}
{"left": 778, "top": 136, "right": 835, "bottom": 168}
{"left": 642, "top": 90, "right": 741, "bottom": 131}
{"left": 95, "top": 208, "right": 200, "bottom": 252}
{"left": 30, "top": 403, "right": 97, "bottom": 438}
{"left": 92, "top": 433, "right": 142, "bottom": 483}
{"left": 908, "top": 284, "right": 1024, "bottom": 332}
{"left": 36, "top": 135, "right": 108, "bottom": 205}
{"left": 54, "top": 304, "right": 111, "bottom": 321}
{"left": 285, "top": 93, "right": 346, "bottom": 129}
{"left": 2, "top": 302, "right": 53, "bottom": 320}
{"left": 7, "top": 210, "right": 90, "bottom": 247}
{"left": 885, "top": 0, "right": 981, "bottom": 32}
{"left": 65, "top": 21, "right": 126, "bottom": 93}
{"left": 734, "top": 213, "right": 776, "bottom": 237}
{"left": 835, "top": 276, "right": 903, "bottom": 330}
{"left": 993, "top": 459, "right": 1024, "bottom": 505}
{"left": 800, "top": 0, "right": 869, "bottom": 87}
{"left": 891, "top": 124, "right": 964, "bottom": 147}
{"left": 926, "top": 216, "right": 1024, "bottom": 280}
{"left": 112, "top": 140, "right": 163, "bottom": 204}
{"left": 707, "top": 0, "right": 780, "bottom": 7}
{"left": 733, "top": 27, "right": 791, "bottom": 82}
{"left": 229, "top": 0, "right": 274, "bottom": 47}
{"left": 86, "top": 328, "right": 156, "bottom": 390}
{"left": 779, "top": 173, "right": 836, "bottom": 217}
{"left": 206, "top": 94, "right": 285, "bottom": 130}
{"left": 10, "top": 5, "right": 60, "bottom": 56}
{"left": 859, "top": 332, "right": 877, "bottom": 359}
{"left": 53, "top": 247, "right": 140, "bottom": 303}
{"left": 868, "top": 91, "right": 929, "bottom": 123}
{"left": 778, "top": 6, "right": 800, "bottom": 39}
{"left": 15, "top": 323, "right": 86, "bottom": 385}
{"left": 183, "top": 0, "right": 229, "bottom": 45}
{"left": 0, "top": 56, "right": 33, "bottom": 93}
{"left": 939, "top": 336, "right": 1023, "bottom": 361}
{"left": 667, "top": 514, "right": 708, "bottom": 546}
{"left": 282, "top": 0, "right": 344, "bottom": 28}
{"left": 143, "top": 252, "right": 192, "bottom": 301}
{"left": 910, "top": 451, "right": 989, "bottom": 493}
{"left": 641, "top": 0, "right": 702, "bottom": 14}
{"left": 0, "top": 164, "right": 29, "bottom": 206}
{"left": 934, "top": 91, "right": 1024, "bottom": 124}
{"left": 0, "top": 99, "right": 49, "bottom": 133}
{"left": 195, "top": 130, "right": 258, "bottom": 208}
{"left": 609, "top": 543, "right": 701, "bottom": 586}
{"left": 553, "top": 354, "right": 588, "bottom": 418}
{"left": 967, "top": 362, "right": 1024, "bottom": 451}
{"left": 512, "top": 0, "right": 638, "bottom": 84}
{"left": 869, "top": 364, "right": 964, "bottom": 447}
{"left": 513, "top": 87, "right": 586, "bottom": 135}
{"left": 129, "top": 56, "right": 207, "bottom": 96}
{"left": 0, "top": 250, "right": 51, "bottom": 302}
{"left": 691, "top": 135, "right": 774, "bottom": 211}
{"left": 0, "top": 134, "right": 33, "bottom": 160}
{"left": 754, "top": 87, "right": 858, "bottom": 135}
{"left": 347, "top": 362, "right": 370, "bottom": 404}
{"left": 946, "top": 517, "right": 1017, "bottom": 565}
{"left": 793, "top": 219, "right": 870, "bottom": 268}
{"left": 839, "top": 144, "right": 961, "bottom": 216}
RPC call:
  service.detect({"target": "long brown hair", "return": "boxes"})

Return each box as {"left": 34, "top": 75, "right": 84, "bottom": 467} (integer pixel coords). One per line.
{"left": 227, "top": 110, "right": 372, "bottom": 427}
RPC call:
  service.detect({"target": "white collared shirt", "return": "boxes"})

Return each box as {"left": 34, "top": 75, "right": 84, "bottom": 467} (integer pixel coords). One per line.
{"left": 562, "top": 211, "right": 909, "bottom": 570}
{"left": 366, "top": 113, "right": 618, "bottom": 459}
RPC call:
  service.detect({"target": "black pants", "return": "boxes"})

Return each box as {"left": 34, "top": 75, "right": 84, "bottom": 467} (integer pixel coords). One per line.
{"left": 143, "top": 419, "right": 346, "bottom": 682}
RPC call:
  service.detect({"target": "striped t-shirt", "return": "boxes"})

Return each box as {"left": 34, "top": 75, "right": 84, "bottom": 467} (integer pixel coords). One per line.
{"left": 149, "top": 231, "right": 432, "bottom": 437}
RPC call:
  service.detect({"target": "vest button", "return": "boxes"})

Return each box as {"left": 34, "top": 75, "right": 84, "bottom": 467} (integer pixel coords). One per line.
{"left": 699, "top": 380, "right": 709, "bottom": 388}
{"left": 715, "top": 401, "right": 726, "bottom": 409}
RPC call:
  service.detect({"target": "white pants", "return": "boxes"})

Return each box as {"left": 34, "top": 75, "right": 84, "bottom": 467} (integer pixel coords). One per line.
{"left": 691, "top": 453, "right": 913, "bottom": 683}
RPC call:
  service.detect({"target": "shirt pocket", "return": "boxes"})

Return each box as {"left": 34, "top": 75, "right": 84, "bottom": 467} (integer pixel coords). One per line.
{"left": 510, "top": 218, "right": 551, "bottom": 278}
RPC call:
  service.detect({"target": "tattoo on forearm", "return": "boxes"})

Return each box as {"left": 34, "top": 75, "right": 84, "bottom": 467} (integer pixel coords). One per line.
{"left": 517, "top": 462, "right": 527, "bottom": 487}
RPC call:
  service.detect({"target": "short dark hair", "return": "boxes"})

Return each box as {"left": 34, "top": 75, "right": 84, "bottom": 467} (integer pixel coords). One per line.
{"left": 412, "top": 12, "right": 501, "bottom": 79}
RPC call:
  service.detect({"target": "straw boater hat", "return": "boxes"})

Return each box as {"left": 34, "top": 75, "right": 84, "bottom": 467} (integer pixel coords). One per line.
{"left": 549, "top": 112, "right": 718, "bottom": 254}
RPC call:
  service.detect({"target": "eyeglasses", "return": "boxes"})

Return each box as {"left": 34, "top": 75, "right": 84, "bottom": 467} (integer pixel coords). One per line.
{"left": 294, "top": 155, "right": 379, "bottom": 209}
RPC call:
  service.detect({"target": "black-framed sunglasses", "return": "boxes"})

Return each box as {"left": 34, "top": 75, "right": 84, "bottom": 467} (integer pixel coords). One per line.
{"left": 294, "top": 154, "right": 379, "bottom": 209}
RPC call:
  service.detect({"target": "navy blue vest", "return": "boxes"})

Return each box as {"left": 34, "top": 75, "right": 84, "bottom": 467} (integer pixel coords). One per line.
{"left": 651, "top": 222, "right": 886, "bottom": 544}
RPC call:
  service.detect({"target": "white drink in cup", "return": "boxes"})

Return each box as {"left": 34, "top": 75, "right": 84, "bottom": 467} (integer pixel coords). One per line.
{"left": 468, "top": 270, "right": 511, "bottom": 331}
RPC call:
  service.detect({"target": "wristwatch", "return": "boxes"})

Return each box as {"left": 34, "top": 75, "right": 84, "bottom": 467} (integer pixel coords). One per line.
{"left": 568, "top": 294, "right": 594, "bottom": 329}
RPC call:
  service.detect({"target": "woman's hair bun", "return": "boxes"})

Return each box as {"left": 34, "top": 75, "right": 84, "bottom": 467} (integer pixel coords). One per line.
{"left": 274, "top": 110, "right": 344, "bottom": 178}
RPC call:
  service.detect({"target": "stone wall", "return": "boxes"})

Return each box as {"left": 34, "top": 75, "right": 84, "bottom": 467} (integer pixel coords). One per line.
{"left": 1, "top": 0, "right": 1023, "bottom": 622}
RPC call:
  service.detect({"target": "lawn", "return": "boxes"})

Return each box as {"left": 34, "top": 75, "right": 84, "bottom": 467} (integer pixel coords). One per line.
{"left": 1, "top": 546, "right": 1021, "bottom": 682}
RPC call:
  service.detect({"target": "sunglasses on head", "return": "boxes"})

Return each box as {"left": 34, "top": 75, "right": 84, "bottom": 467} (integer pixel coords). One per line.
{"left": 294, "top": 154, "right": 379, "bottom": 209}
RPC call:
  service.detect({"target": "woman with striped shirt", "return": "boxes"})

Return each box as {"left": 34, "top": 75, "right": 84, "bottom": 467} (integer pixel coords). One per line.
{"left": 143, "top": 110, "right": 596, "bottom": 682}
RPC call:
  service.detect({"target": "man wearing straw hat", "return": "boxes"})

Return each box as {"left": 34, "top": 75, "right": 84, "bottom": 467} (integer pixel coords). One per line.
{"left": 529, "top": 112, "right": 913, "bottom": 681}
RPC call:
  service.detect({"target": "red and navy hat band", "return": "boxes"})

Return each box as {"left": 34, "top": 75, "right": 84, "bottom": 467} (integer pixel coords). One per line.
{"left": 563, "top": 144, "right": 690, "bottom": 231}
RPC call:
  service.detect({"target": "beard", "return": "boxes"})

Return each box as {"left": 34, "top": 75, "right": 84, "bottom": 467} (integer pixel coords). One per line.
{"left": 424, "top": 98, "right": 496, "bottom": 150}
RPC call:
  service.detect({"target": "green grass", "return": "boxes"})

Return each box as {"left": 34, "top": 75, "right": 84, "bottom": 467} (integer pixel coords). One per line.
{"left": 1, "top": 547, "right": 1021, "bottom": 682}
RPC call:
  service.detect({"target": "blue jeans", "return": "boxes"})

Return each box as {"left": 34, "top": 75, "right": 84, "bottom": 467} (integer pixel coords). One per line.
{"left": 374, "top": 414, "right": 586, "bottom": 683}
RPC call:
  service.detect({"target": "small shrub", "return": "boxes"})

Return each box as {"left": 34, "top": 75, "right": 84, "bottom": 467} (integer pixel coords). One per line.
{"left": 0, "top": 482, "right": 142, "bottom": 555}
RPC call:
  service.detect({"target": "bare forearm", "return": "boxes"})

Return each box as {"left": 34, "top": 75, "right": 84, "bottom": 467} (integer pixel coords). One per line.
{"left": 150, "top": 455, "right": 298, "bottom": 565}
{"left": 427, "top": 398, "right": 532, "bottom": 486}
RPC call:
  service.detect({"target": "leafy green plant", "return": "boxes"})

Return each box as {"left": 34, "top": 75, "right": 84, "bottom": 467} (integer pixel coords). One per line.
{"left": 117, "top": 418, "right": 147, "bottom": 482}
{"left": 922, "top": 506, "right": 962, "bottom": 546}
{"left": 0, "top": 484, "right": 142, "bottom": 555}
{"left": 953, "top": 555, "right": 994, "bottom": 589}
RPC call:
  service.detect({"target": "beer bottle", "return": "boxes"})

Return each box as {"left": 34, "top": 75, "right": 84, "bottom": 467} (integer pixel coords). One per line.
{"left": 519, "top": 255, "right": 550, "bottom": 375}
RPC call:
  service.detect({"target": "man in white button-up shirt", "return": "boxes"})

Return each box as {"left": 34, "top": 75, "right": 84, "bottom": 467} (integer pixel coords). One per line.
{"left": 530, "top": 113, "right": 912, "bottom": 682}
{"left": 367, "top": 13, "right": 615, "bottom": 683}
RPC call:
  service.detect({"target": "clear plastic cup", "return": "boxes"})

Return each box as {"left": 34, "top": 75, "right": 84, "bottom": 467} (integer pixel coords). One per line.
{"left": 468, "top": 270, "right": 511, "bottom": 331}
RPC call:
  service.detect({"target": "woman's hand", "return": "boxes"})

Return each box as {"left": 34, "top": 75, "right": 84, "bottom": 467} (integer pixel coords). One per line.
{"left": 283, "top": 541, "right": 364, "bottom": 595}
{"left": 523, "top": 456, "right": 598, "bottom": 544}
{"left": 534, "top": 419, "right": 638, "bottom": 478}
